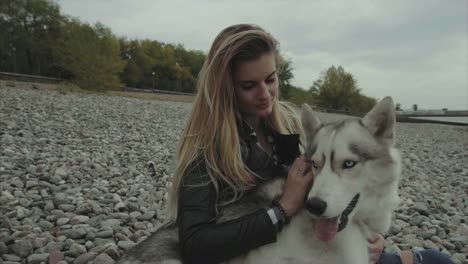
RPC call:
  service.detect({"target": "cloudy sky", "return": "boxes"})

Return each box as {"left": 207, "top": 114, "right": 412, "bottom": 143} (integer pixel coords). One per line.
{"left": 57, "top": 0, "right": 467, "bottom": 110}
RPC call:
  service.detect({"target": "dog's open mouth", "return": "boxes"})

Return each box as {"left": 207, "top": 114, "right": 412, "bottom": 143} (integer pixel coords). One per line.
{"left": 313, "top": 193, "right": 360, "bottom": 242}
{"left": 315, "top": 215, "right": 341, "bottom": 242}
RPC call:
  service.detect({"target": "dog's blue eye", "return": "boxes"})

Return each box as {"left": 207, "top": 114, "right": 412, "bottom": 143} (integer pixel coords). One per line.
{"left": 343, "top": 160, "right": 357, "bottom": 169}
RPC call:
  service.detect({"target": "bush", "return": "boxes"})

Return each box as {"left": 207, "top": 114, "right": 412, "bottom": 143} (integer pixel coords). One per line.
{"left": 56, "top": 82, "right": 88, "bottom": 94}
{"left": 31, "top": 84, "right": 40, "bottom": 90}
{"left": 6, "top": 81, "right": 16, "bottom": 87}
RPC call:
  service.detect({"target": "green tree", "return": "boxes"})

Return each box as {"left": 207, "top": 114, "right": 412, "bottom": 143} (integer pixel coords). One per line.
{"left": 278, "top": 59, "right": 295, "bottom": 99}
{"left": 310, "top": 65, "right": 377, "bottom": 113}
{"left": 287, "top": 86, "right": 316, "bottom": 106}
{"left": 313, "top": 66, "right": 361, "bottom": 110}
{"left": 349, "top": 95, "right": 377, "bottom": 114}
{"left": 58, "top": 21, "right": 126, "bottom": 90}
{"left": 0, "top": 0, "right": 65, "bottom": 76}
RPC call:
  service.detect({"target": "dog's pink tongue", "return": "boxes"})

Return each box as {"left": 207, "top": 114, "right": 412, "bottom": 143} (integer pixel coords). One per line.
{"left": 315, "top": 217, "right": 339, "bottom": 242}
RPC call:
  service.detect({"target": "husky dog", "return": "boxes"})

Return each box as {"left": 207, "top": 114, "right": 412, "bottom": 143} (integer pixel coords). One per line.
{"left": 118, "top": 97, "right": 401, "bottom": 264}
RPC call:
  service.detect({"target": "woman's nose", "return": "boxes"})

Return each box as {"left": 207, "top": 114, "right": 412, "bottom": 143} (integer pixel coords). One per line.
{"left": 257, "top": 82, "right": 270, "bottom": 98}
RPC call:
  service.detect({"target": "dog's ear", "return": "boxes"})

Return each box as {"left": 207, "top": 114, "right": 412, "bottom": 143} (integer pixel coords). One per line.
{"left": 362, "top": 96, "right": 396, "bottom": 146}
{"left": 301, "top": 104, "right": 321, "bottom": 140}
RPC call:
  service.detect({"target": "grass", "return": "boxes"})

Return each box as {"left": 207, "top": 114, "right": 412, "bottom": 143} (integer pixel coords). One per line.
{"left": 56, "top": 82, "right": 95, "bottom": 95}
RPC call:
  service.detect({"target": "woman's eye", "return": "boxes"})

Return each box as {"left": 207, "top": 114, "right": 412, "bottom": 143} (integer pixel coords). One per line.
{"left": 240, "top": 83, "right": 255, "bottom": 90}
{"left": 265, "top": 78, "right": 275, "bottom": 84}
{"left": 343, "top": 160, "right": 357, "bottom": 169}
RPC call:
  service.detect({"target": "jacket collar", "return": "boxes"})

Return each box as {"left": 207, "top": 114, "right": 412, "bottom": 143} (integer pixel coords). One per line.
{"left": 237, "top": 118, "right": 300, "bottom": 166}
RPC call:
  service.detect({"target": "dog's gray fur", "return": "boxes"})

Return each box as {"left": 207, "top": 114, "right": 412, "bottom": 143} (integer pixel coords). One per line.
{"left": 118, "top": 96, "right": 401, "bottom": 264}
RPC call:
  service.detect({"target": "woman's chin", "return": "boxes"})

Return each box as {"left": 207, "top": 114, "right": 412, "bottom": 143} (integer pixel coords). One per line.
{"left": 256, "top": 107, "right": 273, "bottom": 117}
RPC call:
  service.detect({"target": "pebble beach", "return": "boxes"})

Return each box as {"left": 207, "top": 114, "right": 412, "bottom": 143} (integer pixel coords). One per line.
{"left": 0, "top": 86, "right": 467, "bottom": 264}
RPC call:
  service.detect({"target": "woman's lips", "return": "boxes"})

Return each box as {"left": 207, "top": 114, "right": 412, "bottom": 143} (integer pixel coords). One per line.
{"left": 257, "top": 100, "right": 271, "bottom": 109}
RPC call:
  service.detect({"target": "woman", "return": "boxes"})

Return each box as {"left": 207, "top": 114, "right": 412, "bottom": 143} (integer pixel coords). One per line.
{"left": 165, "top": 24, "right": 454, "bottom": 264}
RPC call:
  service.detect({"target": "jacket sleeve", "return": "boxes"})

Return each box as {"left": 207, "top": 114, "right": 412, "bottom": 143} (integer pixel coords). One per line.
{"left": 178, "top": 163, "right": 277, "bottom": 264}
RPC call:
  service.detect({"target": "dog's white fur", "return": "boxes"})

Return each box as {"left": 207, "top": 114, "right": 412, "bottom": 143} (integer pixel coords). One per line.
{"left": 227, "top": 97, "right": 402, "bottom": 264}
{"left": 118, "top": 97, "right": 401, "bottom": 264}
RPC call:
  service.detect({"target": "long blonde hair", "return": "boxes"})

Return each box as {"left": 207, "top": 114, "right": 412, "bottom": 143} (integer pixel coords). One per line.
{"left": 166, "top": 24, "right": 303, "bottom": 223}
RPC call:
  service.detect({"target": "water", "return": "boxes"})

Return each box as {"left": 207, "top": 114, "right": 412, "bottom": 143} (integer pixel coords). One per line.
{"left": 409, "top": 116, "right": 468, "bottom": 124}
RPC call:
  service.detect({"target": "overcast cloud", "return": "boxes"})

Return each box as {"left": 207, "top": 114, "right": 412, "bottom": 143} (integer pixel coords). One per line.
{"left": 58, "top": 0, "right": 468, "bottom": 110}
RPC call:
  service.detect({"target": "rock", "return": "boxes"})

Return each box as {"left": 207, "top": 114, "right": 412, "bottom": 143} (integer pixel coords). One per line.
{"left": 93, "top": 253, "right": 115, "bottom": 264}
{"left": 27, "top": 253, "right": 49, "bottom": 264}
{"left": 68, "top": 243, "right": 87, "bottom": 257}
{"left": 32, "top": 237, "right": 48, "bottom": 249}
{"left": 70, "top": 215, "right": 90, "bottom": 225}
{"left": 57, "top": 228, "right": 87, "bottom": 239}
{"left": 39, "top": 220, "right": 55, "bottom": 231}
{"left": 452, "top": 253, "right": 466, "bottom": 263}
{"left": 103, "top": 245, "right": 120, "bottom": 259}
{"left": 422, "top": 240, "right": 439, "bottom": 250}
{"left": 9, "top": 240, "right": 33, "bottom": 257}
{"left": 43, "top": 242, "right": 65, "bottom": 253}
{"left": 56, "top": 217, "right": 70, "bottom": 226}
{"left": 58, "top": 204, "right": 76, "bottom": 212}
{"left": 94, "top": 238, "right": 115, "bottom": 247}
{"left": 96, "top": 229, "right": 113, "bottom": 238}
{"left": 2, "top": 254, "right": 21, "bottom": 262}
{"left": 117, "top": 241, "right": 136, "bottom": 251}
{"left": 73, "top": 252, "right": 97, "bottom": 264}
{"left": 54, "top": 167, "right": 68, "bottom": 178}
{"left": 0, "top": 241, "right": 8, "bottom": 256}
{"left": 138, "top": 210, "right": 156, "bottom": 221}
{"left": 409, "top": 215, "right": 430, "bottom": 227}
{"left": 48, "top": 250, "right": 64, "bottom": 264}
{"left": 101, "top": 219, "right": 121, "bottom": 230}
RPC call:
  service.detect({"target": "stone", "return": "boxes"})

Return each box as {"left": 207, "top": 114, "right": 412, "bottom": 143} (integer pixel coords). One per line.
{"left": 70, "top": 215, "right": 90, "bottom": 225}
{"left": 39, "top": 220, "right": 55, "bottom": 231}
{"left": 48, "top": 250, "right": 64, "bottom": 264}
{"left": 0, "top": 241, "right": 8, "bottom": 256}
{"left": 94, "top": 238, "right": 114, "bottom": 247}
{"left": 96, "top": 229, "right": 113, "bottom": 238}
{"left": 9, "top": 240, "right": 33, "bottom": 257}
{"left": 73, "top": 252, "right": 97, "bottom": 264}
{"left": 27, "top": 253, "right": 49, "bottom": 264}
{"left": 93, "top": 253, "right": 115, "bottom": 264}
{"left": 2, "top": 254, "right": 21, "bottom": 262}
{"left": 117, "top": 241, "right": 136, "bottom": 251}
{"left": 68, "top": 243, "right": 87, "bottom": 257}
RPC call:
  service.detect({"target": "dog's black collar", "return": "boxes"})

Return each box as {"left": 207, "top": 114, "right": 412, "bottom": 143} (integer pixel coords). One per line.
{"left": 337, "top": 193, "right": 360, "bottom": 232}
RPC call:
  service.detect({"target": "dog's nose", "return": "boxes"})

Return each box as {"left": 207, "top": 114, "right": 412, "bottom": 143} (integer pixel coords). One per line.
{"left": 305, "top": 197, "right": 327, "bottom": 216}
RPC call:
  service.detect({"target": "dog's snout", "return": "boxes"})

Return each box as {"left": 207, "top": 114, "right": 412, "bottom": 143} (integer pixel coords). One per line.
{"left": 306, "top": 197, "right": 327, "bottom": 216}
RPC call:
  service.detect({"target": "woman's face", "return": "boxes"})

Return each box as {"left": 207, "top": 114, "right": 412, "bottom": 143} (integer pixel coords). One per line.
{"left": 234, "top": 52, "right": 278, "bottom": 119}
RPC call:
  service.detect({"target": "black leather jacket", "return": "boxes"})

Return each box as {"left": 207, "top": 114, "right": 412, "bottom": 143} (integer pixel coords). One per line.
{"left": 178, "top": 122, "right": 300, "bottom": 264}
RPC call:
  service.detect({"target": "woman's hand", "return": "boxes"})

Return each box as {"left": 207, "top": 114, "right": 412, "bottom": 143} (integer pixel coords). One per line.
{"left": 278, "top": 156, "right": 314, "bottom": 217}
{"left": 368, "top": 233, "right": 385, "bottom": 264}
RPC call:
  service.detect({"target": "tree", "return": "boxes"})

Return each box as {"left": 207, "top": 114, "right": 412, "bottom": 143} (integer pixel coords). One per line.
{"left": 58, "top": 21, "right": 126, "bottom": 90}
{"left": 310, "top": 65, "right": 377, "bottom": 113}
{"left": 412, "top": 104, "right": 418, "bottom": 111}
{"left": 0, "top": 0, "right": 65, "bottom": 76}
{"left": 278, "top": 59, "right": 294, "bottom": 99}
{"left": 350, "top": 95, "right": 377, "bottom": 114}
{"left": 312, "top": 66, "right": 361, "bottom": 110}
{"left": 395, "top": 103, "right": 402, "bottom": 111}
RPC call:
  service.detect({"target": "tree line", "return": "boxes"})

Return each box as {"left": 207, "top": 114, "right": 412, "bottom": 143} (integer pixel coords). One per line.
{"left": 1, "top": 0, "right": 378, "bottom": 112}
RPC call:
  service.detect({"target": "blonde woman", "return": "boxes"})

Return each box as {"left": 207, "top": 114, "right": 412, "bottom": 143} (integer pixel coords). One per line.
{"left": 165, "top": 24, "right": 313, "bottom": 263}
{"left": 166, "top": 24, "right": 454, "bottom": 264}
